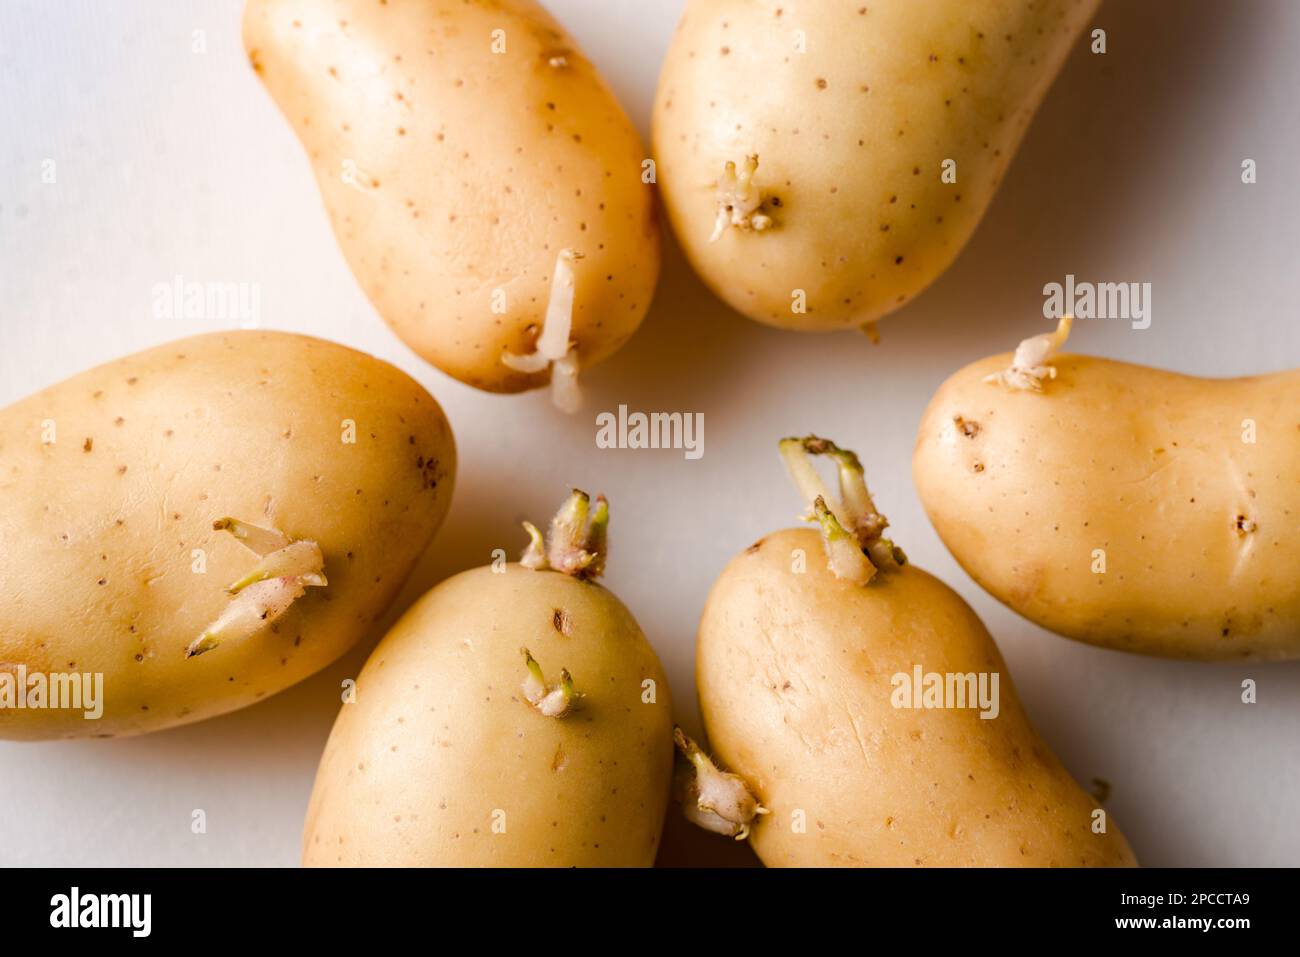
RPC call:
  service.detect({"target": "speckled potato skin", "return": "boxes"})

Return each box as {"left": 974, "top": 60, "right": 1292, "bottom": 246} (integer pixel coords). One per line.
{"left": 245, "top": 0, "right": 660, "bottom": 392}
{"left": 697, "top": 529, "right": 1136, "bottom": 867}
{"left": 0, "top": 332, "right": 455, "bottom": 739}
{"left": 653, "top": 0, "right": 1098, "bottom": 330}
{"left": 915, "top": 353, "right": 1300, "bottom": 660}
{"left": 303, "top": 564, "right": 674, "bottom": 866}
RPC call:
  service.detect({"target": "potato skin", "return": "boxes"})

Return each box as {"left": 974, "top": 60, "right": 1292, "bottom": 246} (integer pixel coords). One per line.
{"left": 245, "top": 0, "right": 660, "bottom": 392}
{"left": 697, "top": 528, "right": 1135, "bottom": 867}
{"left": 653, "top": 0, "right": 1097, "bottom": 330}
{"left": 0, "top": 331, "right": 455, "bottom": 739}
{"left": 915, "top": 353, "right": 1300, "bottom": 660}
{"left": 303, "top": 565, "right": 674, "bottom": 866}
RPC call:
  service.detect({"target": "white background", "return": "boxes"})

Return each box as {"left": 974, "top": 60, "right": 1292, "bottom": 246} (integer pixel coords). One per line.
{"left": 1, "top": 0, "right": 1297, "bottom": 867}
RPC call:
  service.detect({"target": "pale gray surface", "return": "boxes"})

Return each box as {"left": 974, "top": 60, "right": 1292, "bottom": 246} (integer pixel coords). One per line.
{"left": 0, "top": 0, "right": 1296, "bottom": 867}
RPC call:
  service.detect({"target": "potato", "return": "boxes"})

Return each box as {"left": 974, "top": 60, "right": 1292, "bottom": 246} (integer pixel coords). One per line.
{"left": 652, "top": 0, "right": 1097, "bottom": 331}
{"left": 914, "top": 318, "right": 1300, "bottom": 660}
{"left": 302, "top": 491, "right": 674, "bottom": 866}
{"left": 0, "top": 331, "right": 455, "bottom": 739}
{"left": 687, "top": 436, "right": 1136, "bottom": 866}
{"left": 245, "top": 0, "right": 661, "bottom": 408}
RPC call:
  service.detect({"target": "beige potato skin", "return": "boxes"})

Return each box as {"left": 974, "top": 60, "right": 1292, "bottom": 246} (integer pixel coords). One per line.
{"left": 697, "top": 528, "right": 1135, "bottom": 867}
{"left": 653, "top": 0, "right": 1098, "bottom": 330}
{"left": 245, "top": 0, "right": 660, "bottom": 392}
{"left": 0, "top": 332, "right": 455, "bottom": 739}
{"left": 303, "top": 564, "right": 674, "bottom": 866}
{"left": 915, "top": 353, "right": 1300, "bottom": 660}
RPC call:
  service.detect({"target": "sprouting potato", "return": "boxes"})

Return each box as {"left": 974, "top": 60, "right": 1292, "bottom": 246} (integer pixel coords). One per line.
{"left": 245, "top": 0, "right": 661, "bottom": 409}
{"left": 672, "top": 728, "right": 769, "bottom": 841}
{"left": 686, "top": 435, "right": 1136, "bottom": 866}
{"left": 0, "top": 331, "right": 455, "bottom": 739}
{"left": 302, "top": 490, "right": 674, "bottom": 866}
{"left": 653, "top": 0, "right": 1098, "bottom": 331}
{"left": 914, "top": 318, "right": 1300, "bottom": 660}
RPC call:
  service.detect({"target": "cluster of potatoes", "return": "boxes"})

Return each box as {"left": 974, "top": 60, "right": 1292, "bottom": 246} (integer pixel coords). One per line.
{"left": 3, "top": 0, "right": 1296, "bottom": 869}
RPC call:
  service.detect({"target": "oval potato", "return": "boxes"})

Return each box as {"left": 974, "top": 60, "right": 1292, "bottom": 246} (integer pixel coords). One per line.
{"left": 245, "top": 0, "right": 661, "bottom": 395}
{"left": 914, "top": 347, "right": 1300, "bottom": 659}
{"left": 697, "top": 528, "right": 1136, "bottom": 866}
{"left": 0, "top": 331, "right": 455, "bottom": 739}
{"left": 653, "top": 0, "right": 1098, "bottom": 330}
{"left": 303, "top": 564, "right": 674, "bottom": 866}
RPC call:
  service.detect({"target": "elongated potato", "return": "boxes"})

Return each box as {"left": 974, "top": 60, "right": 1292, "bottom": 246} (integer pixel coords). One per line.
{"left": 0, "top": 331, "right": 455, "bottom": 739}
{"left": 303, "top": 491, "right": 674, "bottom": 866}
{"left": 687, "top": 437, "right": 1135, "bottom": 866}
{"left": 914, "top": 320, "right": 1300, "bottom": 660}
{"left": 653, "top": 0, "right": 1097, "bottom": 330}
{"left": 245, "top": 0, "right": 660, "bottom": 406}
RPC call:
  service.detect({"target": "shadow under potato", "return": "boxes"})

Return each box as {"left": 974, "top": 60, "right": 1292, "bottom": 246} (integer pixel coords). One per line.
{"left": 884, "top": 0, "right": 1262, "bottom": 363}
{"left": 655, "top": 801, "right": 763, "bottom": 868}
{"left": 601, "top": 0, "right": 1265, "bottom": 409}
